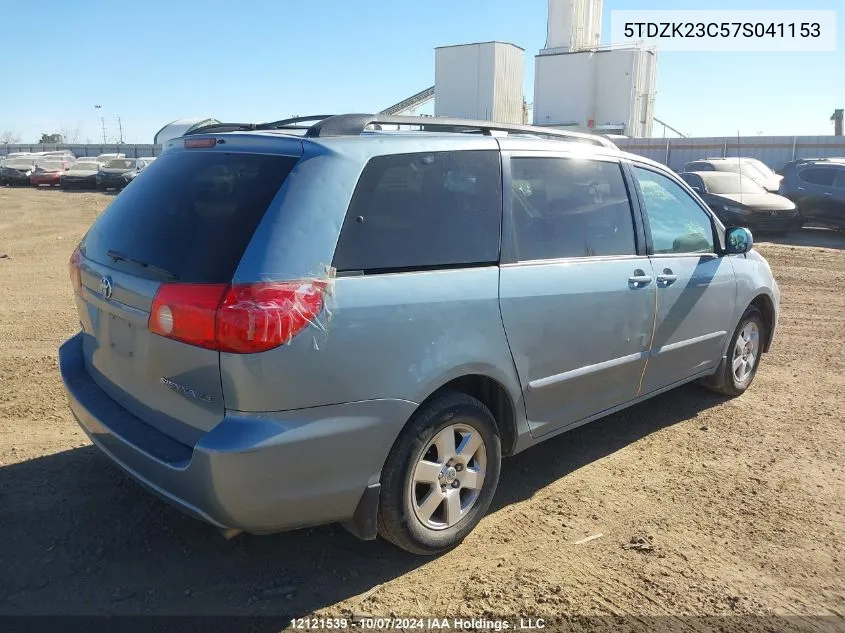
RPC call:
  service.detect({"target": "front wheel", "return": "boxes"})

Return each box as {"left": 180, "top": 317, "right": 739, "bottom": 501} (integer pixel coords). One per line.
{"left": 377, "top": 391, "right": 502, "bottom": 555}
{"left": 707, "top": 306, "right": 766, "bottom": 396}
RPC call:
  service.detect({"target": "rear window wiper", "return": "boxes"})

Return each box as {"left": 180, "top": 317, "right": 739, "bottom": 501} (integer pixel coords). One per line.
{"left": 106, "top": 249, "right": 179, "bottom": 280}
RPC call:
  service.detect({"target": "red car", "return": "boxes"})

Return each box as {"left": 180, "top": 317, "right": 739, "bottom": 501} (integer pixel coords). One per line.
{"left": 30, "top": 159, "right": 74, "bottom": 186}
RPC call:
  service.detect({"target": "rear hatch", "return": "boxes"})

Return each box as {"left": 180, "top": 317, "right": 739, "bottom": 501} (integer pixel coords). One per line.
{"left": 72, "top": 144, "right": 300, "bottom": 446}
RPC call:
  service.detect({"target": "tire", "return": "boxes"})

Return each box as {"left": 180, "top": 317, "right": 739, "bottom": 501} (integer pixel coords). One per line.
{"left": 377, "top": 391, "right": 502, "bottom": 555}
{"left": 706, "top": 306, "right": 766, "bottom": 397}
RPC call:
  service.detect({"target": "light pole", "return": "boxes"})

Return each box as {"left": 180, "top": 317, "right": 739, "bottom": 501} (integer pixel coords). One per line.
{"left": 94, "top": 105, "right": 107, "bottom": 144}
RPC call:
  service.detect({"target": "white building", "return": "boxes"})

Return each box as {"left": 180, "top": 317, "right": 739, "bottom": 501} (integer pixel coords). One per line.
{"left": 434, "top": 42, "right": 525, "bottom": 124}
{"left": 533, "top": 0, "right": 657, "bottom": 137}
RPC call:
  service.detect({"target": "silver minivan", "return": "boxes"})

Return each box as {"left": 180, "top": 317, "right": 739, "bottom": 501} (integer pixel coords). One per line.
{"left": 60, "top": 114, "right": 780, "bottom": 555}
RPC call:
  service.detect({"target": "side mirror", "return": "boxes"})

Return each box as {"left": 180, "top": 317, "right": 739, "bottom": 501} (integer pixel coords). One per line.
{"left": 725, "top": 226, "right": 753, "bottom": 254}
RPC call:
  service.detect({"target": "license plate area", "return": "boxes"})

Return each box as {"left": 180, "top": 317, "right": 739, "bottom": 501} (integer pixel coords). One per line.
{"left": 108, "top": 312, "right": 136, "bottom": 359}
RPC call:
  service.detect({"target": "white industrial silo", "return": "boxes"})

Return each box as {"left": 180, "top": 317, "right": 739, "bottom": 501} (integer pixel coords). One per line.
{"left": 534, "top": 0, "right": 657, "bottom": 137}
{"left": 434, "top": 42, "right": 525, "bottom": 124}
{"left": 546, "top": 0, "right": 602, "bottom": 51}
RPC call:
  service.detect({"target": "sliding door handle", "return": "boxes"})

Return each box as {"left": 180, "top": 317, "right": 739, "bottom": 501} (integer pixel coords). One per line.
{"left": 657, "top": 268, "right": 678, "bottom": 285}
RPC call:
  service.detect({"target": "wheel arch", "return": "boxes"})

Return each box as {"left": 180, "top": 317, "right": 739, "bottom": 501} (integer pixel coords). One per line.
{"left": 414, "top": 373, "right": 521, "bottom": 457}
{"left": 749, "top": 293, "right": 776, "bottom": 352}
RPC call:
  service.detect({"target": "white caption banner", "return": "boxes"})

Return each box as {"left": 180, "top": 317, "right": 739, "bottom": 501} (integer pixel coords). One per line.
{"left": 610, "top": 10, "right": 836, "bottom": 52}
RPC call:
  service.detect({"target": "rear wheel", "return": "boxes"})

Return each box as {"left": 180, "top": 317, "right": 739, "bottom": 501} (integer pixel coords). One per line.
{"left": 377, "top": 391, "right": 501, "bottom": 555}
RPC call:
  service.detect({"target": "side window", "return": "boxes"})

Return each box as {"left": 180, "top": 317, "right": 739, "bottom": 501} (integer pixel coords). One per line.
{"left": 634, "top": 166, "right": 715, "bottom": 255}
{"left": 509, "top": 157, "right": 637, "bottom": 261}
{"left": 332, "top": 150, "right": 501, "bottom": 273}
{"left": 799, "top": 168, "right": 836, "bottom": 186}
{"left": 832, "top": 169, "right": 845, "bottom": 189}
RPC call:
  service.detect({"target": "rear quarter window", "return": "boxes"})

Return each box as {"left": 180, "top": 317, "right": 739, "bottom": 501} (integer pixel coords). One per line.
{"left": 332, "top": 150, "right": 502, "bottom": 273}
{"left": 81, "top": 151, "right": 298, "bottom": 283}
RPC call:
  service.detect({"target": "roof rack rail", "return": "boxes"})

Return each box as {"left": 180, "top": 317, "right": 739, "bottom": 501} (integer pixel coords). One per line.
{"left": 304, "top": 114, "right": 618, "bottom": 148}
{"left": 183, "top": 113, "right": 619, "bottom": 149}
{"left": 255, "top": 115, "right": 336, "bottom": 130}
{"left": 184, "top": 116, "right": 338, "bottom": 136}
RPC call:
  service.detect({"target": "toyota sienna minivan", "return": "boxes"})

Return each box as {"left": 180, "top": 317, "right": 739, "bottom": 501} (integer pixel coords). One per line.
{"left": 60, "top": 114, "right": 780, "bottom": 555}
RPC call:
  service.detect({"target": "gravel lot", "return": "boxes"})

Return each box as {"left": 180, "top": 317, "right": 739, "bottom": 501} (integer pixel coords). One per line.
{"left": 1, "top": 187, "right": 843, "bottom": 630}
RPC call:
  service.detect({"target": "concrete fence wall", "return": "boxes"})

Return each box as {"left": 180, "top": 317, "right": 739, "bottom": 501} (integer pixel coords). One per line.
{"left": 1, "top": 144, "right": 162, "bottom": 158}
{"left": 615, "top": 135, "right": 845, "bottom": 172}
{"left": 4, "top": 136, "right": 845, "bottom": 172}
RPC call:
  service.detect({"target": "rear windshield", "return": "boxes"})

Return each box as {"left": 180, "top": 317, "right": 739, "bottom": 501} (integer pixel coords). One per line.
{"left": 105, "top": 158, "right": 135, "bottom": 169}
{"left": 72, "top": 162, "right": 100, "bottom": 171}
{"left": 36, "top": 161, "right": 65, "bottom": 170}
{"left": 81, "top": 151, "right": 298, "bottom": 283}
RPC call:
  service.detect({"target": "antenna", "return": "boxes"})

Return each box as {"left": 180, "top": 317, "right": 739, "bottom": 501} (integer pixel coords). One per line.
{"left": 737, "top": 129, "right": 743, "bottom": 200}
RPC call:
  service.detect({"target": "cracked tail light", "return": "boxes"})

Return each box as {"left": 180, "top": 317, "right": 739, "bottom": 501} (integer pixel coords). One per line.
{"left": 149, "top": 281, "right": 326, "bottom": 354}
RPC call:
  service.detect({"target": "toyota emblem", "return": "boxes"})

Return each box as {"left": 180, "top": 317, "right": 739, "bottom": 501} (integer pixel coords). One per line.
{"left": 100, "top": 276, "right": 113, "bottom": 299}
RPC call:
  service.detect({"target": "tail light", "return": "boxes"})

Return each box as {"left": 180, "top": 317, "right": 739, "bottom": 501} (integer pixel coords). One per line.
{"left": 149, "top": 281, "right": 326, "bottom": 354}
{"left": 149, "top": 284, "right": 228, "bottom": 350}
{"left": 69, "top": 246, "right": 82, "bottom": 295}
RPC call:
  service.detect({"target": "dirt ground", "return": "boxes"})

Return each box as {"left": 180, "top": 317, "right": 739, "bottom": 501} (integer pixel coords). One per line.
{"left": 0, "top": 187, "right": 843, "bottom": 631}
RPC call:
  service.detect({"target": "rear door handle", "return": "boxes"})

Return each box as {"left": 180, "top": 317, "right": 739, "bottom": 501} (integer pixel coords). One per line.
{"left": 823, "top": 192, "right": 833, "bottom": 196}
{"left": 628, "top": 269, "right": 653, "bottom": 287}
{"left": 657, "top": 269, "right": 678, "bottom": 285}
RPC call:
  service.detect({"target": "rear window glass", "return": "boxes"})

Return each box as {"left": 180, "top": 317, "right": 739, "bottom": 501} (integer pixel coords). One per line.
{"left": 332, "top": 150, "right": 501, "bottom": 273}
{"left": 81, "top": 151, "right": 298, "bottom": 283}
{"left": 685, "top": 162, "right": 714, "bottom": 171}
{"left": 36, "top": 161, "right": 65, "bottom": 170}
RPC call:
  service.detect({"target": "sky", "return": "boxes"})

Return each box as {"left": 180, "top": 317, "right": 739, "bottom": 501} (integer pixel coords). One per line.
{"left": 1, "top": 0, "right": 842, "bottom": 144}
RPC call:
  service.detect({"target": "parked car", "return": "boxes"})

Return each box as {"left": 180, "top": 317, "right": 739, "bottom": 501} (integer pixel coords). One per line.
{"left": 0, "top": 157, "right": 39, "bottom": 185}
{"left": 4, "top": 152, "right": 40, "bottom": 160}
{"left": 735, "top": 157, "right": 782, "bottom": 187}
{"left": 94, "top": 153, "right": 126, "bottom": 164}
{"left": 777, "top": 157, "right": 845, "bottom": 177}
{"left": 123, "top": 157, "right": 155, "bottom": 186}
{"left": 60, "top": 114, "right": 780, "bottom": 555}
{"left": 779, "top": 159, "right": 845, "bottom": 229}
{"left": 679, "top": 171, "right": 799, "bottom": 232}
{"left": 40, "top": 150, "right": 76, "bottom": 160}
{"left": 30, "top": 158, "right": 75, "bottom": 187}
{"left": 683, "top": 158, "right": 781, "bottom": 193}
{"left": 60, "top": 160, "right": 103, "bottom": 189}
{"left": 96, "top": 158, "right": 149, "bottom": 190}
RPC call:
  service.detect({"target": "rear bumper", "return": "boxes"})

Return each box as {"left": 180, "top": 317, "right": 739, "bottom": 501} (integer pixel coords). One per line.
{"left": 59, "top": 333, "right": 415, "bottom": 535}
{"left": 31, "top": 174, "right": 61, "bottom": 185}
